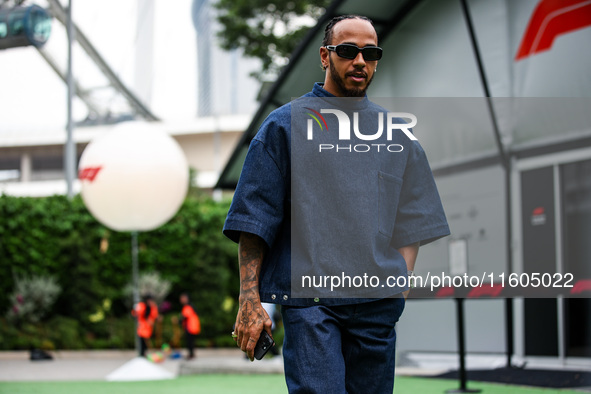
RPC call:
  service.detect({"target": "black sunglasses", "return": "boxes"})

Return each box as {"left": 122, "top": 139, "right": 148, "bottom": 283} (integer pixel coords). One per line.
{"left": 325, "top": 44, "right": 383, "bottom": 61}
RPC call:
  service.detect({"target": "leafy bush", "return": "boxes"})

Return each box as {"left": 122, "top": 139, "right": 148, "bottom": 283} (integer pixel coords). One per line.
{"left": 46, "top": 316, "right": 85, "bottom": 349}
{"left": 0, "top": 192, "right": 239, "bottom": 349}
{"left": 6, "top": 275, "right": 61, "bottom": 324}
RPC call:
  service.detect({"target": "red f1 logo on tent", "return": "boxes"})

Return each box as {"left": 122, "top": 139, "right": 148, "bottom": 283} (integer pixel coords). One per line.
{"left": 515, "top": 0, "right": 591, "bottom": 61}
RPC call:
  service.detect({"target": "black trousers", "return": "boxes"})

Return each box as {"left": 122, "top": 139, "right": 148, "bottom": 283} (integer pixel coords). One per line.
{"left": 139, "top": 336, "right": 148, "bottom": 357}
{"left": 185, "top": 332, "right": 196, "bottom": 357}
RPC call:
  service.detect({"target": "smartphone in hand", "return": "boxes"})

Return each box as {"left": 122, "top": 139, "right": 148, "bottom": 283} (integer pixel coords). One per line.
{"left": 254, "top": 330, "right": 275, "bottom": 360}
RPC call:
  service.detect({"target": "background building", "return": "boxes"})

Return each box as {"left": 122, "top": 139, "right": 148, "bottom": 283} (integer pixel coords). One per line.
{"left": 0, "top": 0, "right": 261, "bottom": 195}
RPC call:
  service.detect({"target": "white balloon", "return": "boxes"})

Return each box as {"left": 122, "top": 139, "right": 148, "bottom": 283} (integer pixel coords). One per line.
{"left": 78, "top": 121, "right": 189, "bottom": 232}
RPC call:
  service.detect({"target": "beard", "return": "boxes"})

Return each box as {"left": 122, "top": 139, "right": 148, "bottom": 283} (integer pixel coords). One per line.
{"left": 328, "top": 55, "right": 374, "bottom": 97}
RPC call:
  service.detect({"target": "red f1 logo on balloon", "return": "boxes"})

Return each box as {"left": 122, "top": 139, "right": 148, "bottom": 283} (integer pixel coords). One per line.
{"left": 79, "top": 166, "right": 103, "bottom": 182}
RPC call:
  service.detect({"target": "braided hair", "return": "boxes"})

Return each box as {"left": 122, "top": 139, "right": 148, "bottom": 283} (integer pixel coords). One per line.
{"left": 322, "top": 15, "right": 375, "bottom": 46}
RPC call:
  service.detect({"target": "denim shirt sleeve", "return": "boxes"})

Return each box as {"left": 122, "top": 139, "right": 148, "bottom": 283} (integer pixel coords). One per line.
{"left": 390, "top": 142, "right": 450, "bottom": 249}
{"left": 223, "top": 116, "right": 289, "bottom": 248}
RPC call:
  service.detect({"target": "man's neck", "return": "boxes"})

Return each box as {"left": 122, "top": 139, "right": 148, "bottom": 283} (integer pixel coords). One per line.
{"left": 322, "top": 79, "right": 342, "bottom": 97}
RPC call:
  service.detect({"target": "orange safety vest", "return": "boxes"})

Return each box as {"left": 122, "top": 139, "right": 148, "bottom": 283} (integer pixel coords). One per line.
{"left": 181, "top": 304, "right": 201, "bottom": 335}
{"left": 132, "top": 301, "right": 159, "bottom": 338}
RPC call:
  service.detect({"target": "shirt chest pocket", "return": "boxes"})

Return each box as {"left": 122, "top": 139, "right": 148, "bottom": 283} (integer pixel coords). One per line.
{"left": 378, "top": 171, "right": 403, "bottom": 237}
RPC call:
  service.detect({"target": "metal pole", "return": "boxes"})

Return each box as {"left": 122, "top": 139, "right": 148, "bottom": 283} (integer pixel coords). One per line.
{"left": 132, "top": 231, "right": 140, "bottom": 354}
{"left": 459, "top": 0, "right": 515, "bottom": 369}
{"left": 506, "top": 298, "right": 514, "bottom": 366}
{"left": 447, "top": 298, "right": 481, "bottom": 393}
{"left": 458, "top": 298, "right": 467, "bottom": 391}
{"left": 65, "top": 0, "right": 75, "bottom": 199}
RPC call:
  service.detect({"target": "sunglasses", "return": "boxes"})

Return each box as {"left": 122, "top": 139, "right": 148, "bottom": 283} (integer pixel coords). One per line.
{"left": 325, "top": 44, "right": 383, "bottom": 61}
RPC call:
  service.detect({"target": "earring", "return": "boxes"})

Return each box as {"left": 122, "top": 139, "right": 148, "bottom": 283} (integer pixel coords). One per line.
{"left": 321, "top": 63, "right": 327, "bottom": 71}
{"left": 374, "top": 67, "right": 377, "bottom": 73}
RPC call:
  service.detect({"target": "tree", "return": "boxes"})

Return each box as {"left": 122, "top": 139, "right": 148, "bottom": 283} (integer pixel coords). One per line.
{"left": 214, "top": 0, "right": 330, "bottom": 81}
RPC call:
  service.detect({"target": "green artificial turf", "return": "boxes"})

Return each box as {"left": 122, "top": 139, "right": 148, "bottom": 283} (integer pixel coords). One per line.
{"left": 0, "top": 375, "right": 586, "bottom": 394}
{"left": 394, "top": 376, "right": 585, "bottom": 394}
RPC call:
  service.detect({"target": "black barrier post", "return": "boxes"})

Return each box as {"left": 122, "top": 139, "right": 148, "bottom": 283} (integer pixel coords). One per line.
{"left": 447, "top": 298, "right": 481, "bottom": 393}
{"left": 505, "top": 298, "right": 514, "bottom": 368}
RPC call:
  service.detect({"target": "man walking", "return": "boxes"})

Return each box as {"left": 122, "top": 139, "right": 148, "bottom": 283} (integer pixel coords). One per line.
{"left": 224, "top": 15, "right": 449, "bottom": 393}
{"left": 180, "top": 293, "right": 201, "bottom": 360}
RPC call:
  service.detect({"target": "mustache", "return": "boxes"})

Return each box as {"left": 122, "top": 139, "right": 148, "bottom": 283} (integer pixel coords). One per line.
{"left": 346, "top": 70, "right": 368, "bottom": 79}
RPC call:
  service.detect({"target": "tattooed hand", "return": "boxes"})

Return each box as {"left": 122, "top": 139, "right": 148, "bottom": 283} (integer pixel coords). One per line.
{"left": 233, "top": 232, "right": 273, "bottom": 361}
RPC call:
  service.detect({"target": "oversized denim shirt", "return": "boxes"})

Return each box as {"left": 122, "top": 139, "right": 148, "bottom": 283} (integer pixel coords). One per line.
{"left": 223, "top": 83, "right": 450, "bottom": 306}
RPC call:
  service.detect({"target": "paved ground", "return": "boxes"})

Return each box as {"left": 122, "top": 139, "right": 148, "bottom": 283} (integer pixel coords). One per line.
{"left": 2, "top": 349, "right": 589, "bottom": 384}
{"left": 0, "top": 349, "right": 435, "bottom": 383}
{"left": 0, "top": 348, "right": 284, "bottom": 382}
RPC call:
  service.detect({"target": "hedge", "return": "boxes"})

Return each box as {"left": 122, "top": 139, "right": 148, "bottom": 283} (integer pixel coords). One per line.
{"left": 0, "top": 191, "right": 240, "bottom": 350}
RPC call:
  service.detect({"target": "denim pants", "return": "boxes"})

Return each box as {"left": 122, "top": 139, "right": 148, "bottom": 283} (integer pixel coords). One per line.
{"left": 281, "top": 297, "right": 405, "bottom": 394}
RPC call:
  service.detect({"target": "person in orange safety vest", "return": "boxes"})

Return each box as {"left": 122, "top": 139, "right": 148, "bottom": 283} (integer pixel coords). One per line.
{"left": 132, "top": 294, "right": 159, "bottom": 357}
{"left": 180, "top": 293, "right": 201, "bottom": 360}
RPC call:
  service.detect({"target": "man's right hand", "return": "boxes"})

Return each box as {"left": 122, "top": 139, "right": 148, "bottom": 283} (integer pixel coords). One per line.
{"left": 233, "top": 295, "right": 273, "bottom": 361}
{"left": 232, "top": 232, "right": 271, "bottom": 361}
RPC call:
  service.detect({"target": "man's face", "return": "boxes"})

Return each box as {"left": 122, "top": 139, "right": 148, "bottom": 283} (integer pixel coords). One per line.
{"left": 321, "top": 19, "right": 379, "bottom": 97}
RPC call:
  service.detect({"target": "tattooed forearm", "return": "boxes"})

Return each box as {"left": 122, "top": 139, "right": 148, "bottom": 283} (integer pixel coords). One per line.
{"left": 238, "top": 232, "right": 266, "bottom": 297}
{"left": 234, "top": 232, "right": 272, "bottom": 360}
